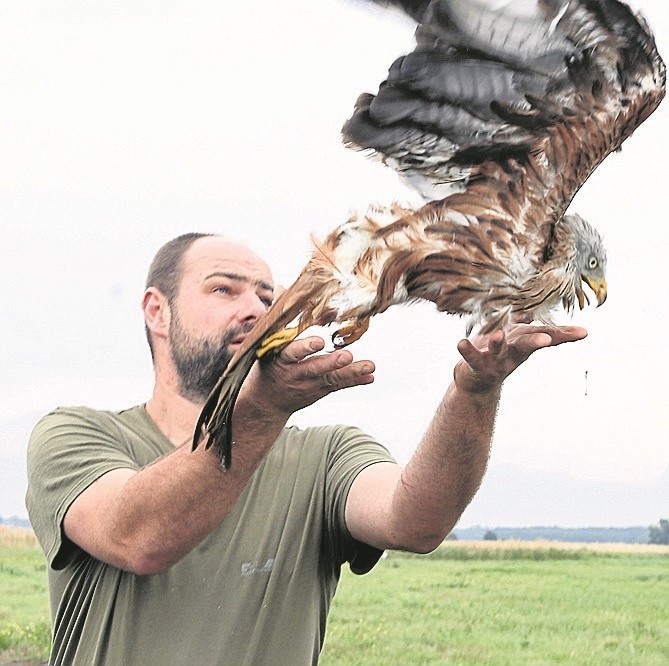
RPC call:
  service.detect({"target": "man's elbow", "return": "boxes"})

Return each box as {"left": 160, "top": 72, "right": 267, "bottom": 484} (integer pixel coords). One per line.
{"left": 394, "top": 533, "right": 445, "bottom": 555}
{"left": 386, "top": 523, "right": 452, "bottom": 554}
{"left": 98, "top": 534, "right": 177, "bottom": 576}
{"left": 126, "top": 559, "right": 169, "bottom": 577}
{"left": 121, "top": 547, "right": 174, "bottom": 576}
{"left": 389, "top": 514, "right": 463, "bottom": 554}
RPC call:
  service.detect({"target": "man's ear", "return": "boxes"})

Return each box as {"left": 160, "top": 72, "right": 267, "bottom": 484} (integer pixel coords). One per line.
{"left": 142, "top": 288, "right": 171, "bottom": 342}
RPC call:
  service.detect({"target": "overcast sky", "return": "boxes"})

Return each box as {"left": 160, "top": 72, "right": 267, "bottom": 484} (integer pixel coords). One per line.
{"left": 1, "top": 0, "right": 667, "bottom": 527}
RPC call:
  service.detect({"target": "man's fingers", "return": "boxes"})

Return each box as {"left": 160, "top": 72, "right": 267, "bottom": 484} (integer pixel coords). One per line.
{"left": 457, "top": 323, "right": 588, "bottom": 383}
{"left": 526, "top": 331, "right": 553, "bottom": 350}
{"left": 320, "top": 372, "right": 335, "bottom": 388}
{"left": 465, "top": 324, "right": 588, "bottom": 358}
{"left": 321, "top": 360, "right": 375, "bottom": 391}
{"left": 456, "top": 339, "right": 483, "bottom": 370}
{"left": 277, "top": 336, "right": 325, "bottom": 364}
{"left": 508, "top": 326, "right": 588, "bottom": 355}
{"left": 487, "top": 329, "right": 506, "bottom": 356}
{"left": 549, "top": 326, "right": 588, "bottom": 344}
{"left": 308, "top": 351, "right": 361, "bottom": 384}
{"left": 298, "top": 349, "right": 354, "bottom": 377}
{"left": 457, "top": 330, "right": 504, "bottom": 370}
{"left": 271, "top": 335, "right": 374, "bottom": 389}
{"left": 508, "top": 324, "right": 588, "bottom": 344}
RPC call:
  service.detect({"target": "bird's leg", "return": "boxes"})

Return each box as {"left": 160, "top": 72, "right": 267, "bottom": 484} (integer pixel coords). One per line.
{"left": 256, "top": 327, "right": 300, "bottom": 358}
{"left": 332, "top": 318, "right": 370, "bottom": 348}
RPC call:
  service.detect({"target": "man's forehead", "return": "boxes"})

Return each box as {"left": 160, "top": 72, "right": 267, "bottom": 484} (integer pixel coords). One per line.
{"left": 204, "top": 270, "right": 274, "bottom": 293}
{"left": 183, "top": 237, "right": 273, "bottom": 288}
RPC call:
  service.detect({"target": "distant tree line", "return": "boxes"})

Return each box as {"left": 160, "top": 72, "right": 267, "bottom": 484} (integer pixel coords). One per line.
{"left": 0, "top": 515, "right": 31, "bottom": 529}
{"left": 450, "top": 522, "right": 669, "bottom": 544}
{"left": 648, "top": 519, "right": 669, "bottom": 545}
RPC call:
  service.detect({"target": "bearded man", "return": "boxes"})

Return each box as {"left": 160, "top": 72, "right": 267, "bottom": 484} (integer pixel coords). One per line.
{"left": 26, "top": 232, "right": 586, "bottom": 665}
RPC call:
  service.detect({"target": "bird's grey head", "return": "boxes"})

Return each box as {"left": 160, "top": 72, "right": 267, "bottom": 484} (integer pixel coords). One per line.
{"left": 564, "top": 213, "right": 608, "bottom": 308}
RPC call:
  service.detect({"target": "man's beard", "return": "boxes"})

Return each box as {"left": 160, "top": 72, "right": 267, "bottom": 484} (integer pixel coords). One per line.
{"left": 169, "top": 310, "right": 253, "bottom": 403}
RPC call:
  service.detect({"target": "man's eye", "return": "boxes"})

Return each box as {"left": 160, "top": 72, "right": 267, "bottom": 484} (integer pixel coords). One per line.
{"left": 213, "top": 286, "right": 231, "bottom": 295}
{"left": 260, "top": 297, "right": 273, "bottom": 308}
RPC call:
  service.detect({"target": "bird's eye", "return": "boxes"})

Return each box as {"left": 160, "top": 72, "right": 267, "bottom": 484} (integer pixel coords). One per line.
{"left": 588, "top": 257, "right": 598, "bottom": 269}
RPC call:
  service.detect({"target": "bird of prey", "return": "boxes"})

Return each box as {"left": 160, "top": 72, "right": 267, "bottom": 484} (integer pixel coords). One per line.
{"left": 194, "top": 0, "right": 665, "bottom": 466}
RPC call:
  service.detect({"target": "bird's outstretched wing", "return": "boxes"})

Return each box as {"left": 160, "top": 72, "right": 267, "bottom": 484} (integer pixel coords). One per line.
{"left": 362, "top": 0, "right": 432, "bottom": 21}
{"left": 195, "top": 0, "right": 665, "bottom": 467}
{"left": 344, "top": 0, "right": 665, "bottom": 237}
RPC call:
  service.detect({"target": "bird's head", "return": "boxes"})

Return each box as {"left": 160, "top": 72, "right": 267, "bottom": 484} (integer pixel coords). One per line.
{"left": 564, "top": 214, "right": 608, "bottom": 309}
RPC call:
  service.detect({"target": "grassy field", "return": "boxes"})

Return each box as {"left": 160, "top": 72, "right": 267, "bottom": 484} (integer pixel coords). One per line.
{"left": 1, "top": 528, "right": 667, "bottom": 665}
{"left": 0, "top": 528, "right": 50, "bottom": 663}
{"left": 321, "top": 542, "right": 669, "bottom": 665}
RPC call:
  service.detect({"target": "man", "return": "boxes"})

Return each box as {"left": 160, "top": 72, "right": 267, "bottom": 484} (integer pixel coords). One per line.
{"left": 26, "top": 232, "right": 586, "bottom": 664}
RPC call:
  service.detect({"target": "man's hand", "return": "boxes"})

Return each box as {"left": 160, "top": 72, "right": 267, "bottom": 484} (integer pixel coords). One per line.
{"left": 454, "top": 324, "right": 588, "bottom": 395}
{"left": 242, "top": 335, "right": 375, "bottom": 417}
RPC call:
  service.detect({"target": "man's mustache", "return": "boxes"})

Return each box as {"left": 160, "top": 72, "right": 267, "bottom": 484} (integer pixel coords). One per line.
{"left": 221, "top": 322, "right": 256, "bottom": 347}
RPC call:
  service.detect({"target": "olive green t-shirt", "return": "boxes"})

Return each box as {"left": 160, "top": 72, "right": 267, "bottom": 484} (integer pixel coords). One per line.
{"left": 26, "top": 405, "right": 395, "bottom": 665}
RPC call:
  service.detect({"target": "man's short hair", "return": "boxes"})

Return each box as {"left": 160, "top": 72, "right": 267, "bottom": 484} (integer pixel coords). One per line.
{"left": 144, "top": 232, "right": 214, "bottom": 356}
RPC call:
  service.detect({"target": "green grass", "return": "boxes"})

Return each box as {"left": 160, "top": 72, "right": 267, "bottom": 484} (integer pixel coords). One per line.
{"left": 321, "top": 549, "right": 669, "bottom": 665}
{"left": 0, "top": 538, "right": 50, "bottom": 663}
{"left": 1, "top": 530, "right": 667, "bottom": 665}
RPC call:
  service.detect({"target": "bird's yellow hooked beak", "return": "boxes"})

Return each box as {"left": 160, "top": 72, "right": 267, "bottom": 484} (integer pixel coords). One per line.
{"left": 582, "top": 276, "right": 608, "bottom": 307}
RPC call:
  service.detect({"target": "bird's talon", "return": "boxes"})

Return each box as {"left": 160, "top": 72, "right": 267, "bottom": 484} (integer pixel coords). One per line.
{"left": 257, "top": 327, "right": 299, "bottom": 358}
{"left": 332, "top": 332, "right": 346, "bottom": 349}
{"left": 331, "top": 319, "right": 370, "bottom": 348}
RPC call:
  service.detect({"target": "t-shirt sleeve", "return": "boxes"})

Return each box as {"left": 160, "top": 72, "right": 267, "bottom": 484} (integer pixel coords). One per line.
{"left": 26, "top": 407, "right": 142, "bottom": 570}
{"left": 324, "top": 425, "right": 396, "bottom": 575}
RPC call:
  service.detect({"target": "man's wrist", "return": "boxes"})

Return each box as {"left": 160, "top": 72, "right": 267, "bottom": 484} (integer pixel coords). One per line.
{"left": 452, "top": 361, "right": 503, "bottom": 397}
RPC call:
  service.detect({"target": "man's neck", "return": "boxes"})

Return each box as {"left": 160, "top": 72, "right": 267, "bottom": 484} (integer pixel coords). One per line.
{"left": 145, "top": 382, "right": 204, "bottom": 448}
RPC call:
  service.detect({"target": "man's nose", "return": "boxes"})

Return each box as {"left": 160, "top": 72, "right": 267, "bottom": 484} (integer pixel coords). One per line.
{"left": 238, "top": 291, "right": 269, "bottom": 323}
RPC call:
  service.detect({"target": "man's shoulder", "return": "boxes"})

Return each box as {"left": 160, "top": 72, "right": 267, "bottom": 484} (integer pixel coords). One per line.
{"left": 281, "top": 423, "right": 386, "bottom": 446}
{"left": 276, "top": 423, "right": 393, "bottom": 468}
{"left": 28, "top": 404, "right": 157, "bottom": 458}
{"left": 281, "top": 422, "right": 366, "bottom": 440}
{"left": 27, "top": 402, "right": 170, "bottom": 493}
{"left": 278, "top": 423, "right": 367, "bottom": 451}
{"left": 34, "top": 404, "right": 146, "bottom": 431}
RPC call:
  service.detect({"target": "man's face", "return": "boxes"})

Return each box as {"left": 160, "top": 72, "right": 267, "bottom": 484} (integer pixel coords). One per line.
{"left": 167, "top": 237, "right": 274, "bottom": 403}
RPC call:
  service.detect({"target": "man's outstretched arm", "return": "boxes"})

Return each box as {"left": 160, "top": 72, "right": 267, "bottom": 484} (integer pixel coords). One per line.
{"left": 345, "top": 324, "right": 588, "bottom": 553}
{"left": 62, "top": 337, "right": 374, "bottom": 575}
